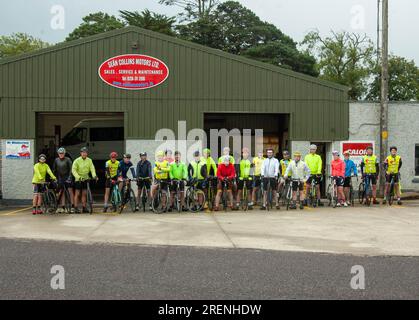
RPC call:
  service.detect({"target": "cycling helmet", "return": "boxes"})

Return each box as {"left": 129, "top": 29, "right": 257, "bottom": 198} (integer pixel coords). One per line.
{"left": 110, "top": 152, "right": 118, "bottom": 158}
{"left": 203, "top": 148, "right": 211, "bottom": 155}
{"left": 140, "top": 152, "right": 147, "bottom": 157}
{"left": 156, "top": 150, "right": 165, "bottom": 157}
{"left": 390, "top": 146, "right": 398, "bottom": 152}
{"left": 193, "top": 151, "right": 200, "bottom": 157}
{"left": 38, "top": 154, "right": 47, "bottom": 160}
{"left": 283, "top": 150, "right": 290, "bottom": 155}
{"left": 80, "top": 147, "right": 88, "bottom": 153}
{"left": 310, "top": 144, "right": 317, "bottom": 150}
{"left": 57, "top": 147, "right": 66, "bottom": 154}
{"left": 332, "top": 150, "right": 339, "bottom": 156}
{"left": 123, "top": 153, "right": 131, "bottom": 158}
{"left": 293, "top": 151, "right": 301, "bottom": 157}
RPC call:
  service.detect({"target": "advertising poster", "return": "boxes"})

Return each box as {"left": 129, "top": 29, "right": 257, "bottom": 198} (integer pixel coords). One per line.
{"left": 5, "top": 140, "right": 31, "bottom": 159}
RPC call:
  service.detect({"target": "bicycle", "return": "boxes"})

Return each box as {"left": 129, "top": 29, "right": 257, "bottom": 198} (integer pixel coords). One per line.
{"left": 239, "top": 177, "right": 252, "bottom": 211}
{"left": 110, "top": 179, "right": 122, "bottom": 212}
{"left": 40, "top": 181, "right": 58, "bottom": 214}
{"left": 186, "top": 179, "right": 206, "bottom": 212}
{"left": 284, "top": 179, "right": 294, "bottom": 211}
{"left": 152, "top": 179, "right": 170, "bottom": 214}
{"left": 358, "top": 175, "right": 373, "bottom": 206}
{"left": 205, "top": 176, "right": 216, "bottom": 211}
{"left": 171, "top": 179, "right": 186, "bottom": 212}
{"left": 326, "top": 176, "right": 338, "bottom": 208}
{"left": 347, "top": 175, "right": 358, "bottom": 207}
{"left": 307, "top": 176, "right": 318, "bottom": 208}
{"left": 137, "top": 177, "right": 152, "bottom": 212}
{"left": 385, "top": 173, "right": 400, "bottom": 206}
{"left": 119, "top": 178, "right": 137, "bottom": 214}
{"left": 56, "top": 180, "right": 73, "bottom": 213}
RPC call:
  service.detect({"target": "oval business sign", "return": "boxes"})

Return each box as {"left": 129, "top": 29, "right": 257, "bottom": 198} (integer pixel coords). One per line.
{"left": 98, "top": 54, "right": 169, "bottom": 90}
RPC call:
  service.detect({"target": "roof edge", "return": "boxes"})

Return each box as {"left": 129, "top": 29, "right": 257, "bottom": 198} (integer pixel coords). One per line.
{"left": 0, "top": 26, "right": 349, "bottom": 92}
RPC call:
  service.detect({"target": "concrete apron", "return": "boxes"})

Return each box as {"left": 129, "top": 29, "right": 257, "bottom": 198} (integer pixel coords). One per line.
{"left": 0, "top": 202, "right": 419, "bottom": 257}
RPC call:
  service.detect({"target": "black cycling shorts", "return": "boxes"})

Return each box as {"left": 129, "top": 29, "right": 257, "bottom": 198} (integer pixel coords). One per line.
{"left": 137, "top": 179, "right": 151, "bottom": 190}
{"left": 334, "top": 176, "right": 344, "bottom": 187}
{"left": 262, "top": 177, "right": 277, "bottom": 190}
{"left": 386, "top": 173, "right": 399, "bottom": 183}
{"left": 237, "top": 179, "right": 253, "bottom": 190}
{"left": 364, "top": 174, "right": 377, "bottom": 185}
{"left": 74, "top": 181, "right": 89, "bottom": 190}
{"left": 291, "top": 180, "right": 304, "bottom": 191}
{"left": 343, "top": 177, "right": 352, "bottom": 188}
{"left": 105, "top": 177, "right": 118, "bottom": 188}
{"left": 253, "top": 176, "right": 262, "bottom": 188}
{"left": 170, "top": 180, "right": 186, "bottom": 192}
{"left": 33, "top": 184, "right": 46, "bottom": 194}
{"left": 306, "top": 175, "right": 322, "bottom": 185}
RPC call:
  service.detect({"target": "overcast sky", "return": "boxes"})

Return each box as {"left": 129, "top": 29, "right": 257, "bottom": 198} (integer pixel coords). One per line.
{"left": 1, "top": 0, "right": 417, "bottom": 63}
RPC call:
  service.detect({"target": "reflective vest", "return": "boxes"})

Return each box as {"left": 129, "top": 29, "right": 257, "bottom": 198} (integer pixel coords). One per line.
{"left": 252, "top": 157, "right": 265, "bottom": 176}
{"left": 239, "top": 159, "right": 252, "bottom": 179}
{"left": 154, "top": 160, "right": 170, "bottom": 180}
{"left": 363, "top": 155, "right": 378, "bottom": 174}
{"left": 190, "top": 160, "right": 206, "bottom": 180}
{"left": 386, "top": 155, "right": 401, "bottom": 174}
{"left": 280, "top": 159, "right": 290, "bottom": 177}
{"left": 105, "top": 159, "right": 119, "bottom": 178}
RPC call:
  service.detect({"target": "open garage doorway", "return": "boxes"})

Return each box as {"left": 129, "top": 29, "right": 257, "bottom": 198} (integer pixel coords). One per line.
{"left": 36, "top": 112, "right": 124, "bottom": 191}
{"left": 204, "top": 113, "right": 290, "bottom": 159}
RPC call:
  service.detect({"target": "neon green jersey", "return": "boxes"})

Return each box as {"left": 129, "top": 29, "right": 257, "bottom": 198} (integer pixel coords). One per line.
{"left": 72, "top": 156, "right": 97, "bottom": 181}
{"left": 32, "top": 163, "right": 56, "bottom": 184}
{"left": 304, "top": 153, "right": 322, "bottom": 175}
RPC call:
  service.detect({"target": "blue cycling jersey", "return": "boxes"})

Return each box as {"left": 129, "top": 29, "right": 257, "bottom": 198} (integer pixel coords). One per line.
{"left": 344, "top": 159, "right": 358, "bottom": 178}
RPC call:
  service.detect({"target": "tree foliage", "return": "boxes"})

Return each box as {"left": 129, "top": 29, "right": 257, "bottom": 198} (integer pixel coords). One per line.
{"left": 301, "top": 30, "right": 376, "bottom": 100}
{"left": 65, "top": 12, "right": 124, "bottom": 41}
{"left": 119, "top": 9, "right": 176, "bottom": 36}
{"left": 0, "top": 33, "right": 50, "bottom": 58}
{"left": 159, "top": 0, "right": 220, "bottom": 20}
{"left": 367, "top": 55, "right": 419, "bottom": 101}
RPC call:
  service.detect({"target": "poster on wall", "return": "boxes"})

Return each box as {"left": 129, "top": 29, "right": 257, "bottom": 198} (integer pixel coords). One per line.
{"left": 5, "top": 140, "right": 31, "bottom": 159}
{"left": 340, "top": 141, "right": 375, "bottom": 167}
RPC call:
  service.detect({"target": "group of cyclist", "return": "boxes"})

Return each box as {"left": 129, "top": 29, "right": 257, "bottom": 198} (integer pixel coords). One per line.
{"left": 31, "top": 143, "right": 403, "bottom": 214}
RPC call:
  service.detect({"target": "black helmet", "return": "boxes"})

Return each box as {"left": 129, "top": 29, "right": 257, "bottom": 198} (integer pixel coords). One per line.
{"left": 140, "top": 152, "right": 147, "bottom": 157}
{"left": 38, "top": 154, "right": 47, "bottom": 160}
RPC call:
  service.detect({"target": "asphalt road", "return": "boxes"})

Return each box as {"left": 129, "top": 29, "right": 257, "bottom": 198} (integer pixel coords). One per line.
{"left": 0, "top": 238, "right": 418, "bottom": 300}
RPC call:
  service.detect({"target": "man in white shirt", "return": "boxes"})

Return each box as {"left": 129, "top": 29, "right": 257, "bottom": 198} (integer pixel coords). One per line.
{"left": 261, "top": 148, "right": 280, "bottom": 210}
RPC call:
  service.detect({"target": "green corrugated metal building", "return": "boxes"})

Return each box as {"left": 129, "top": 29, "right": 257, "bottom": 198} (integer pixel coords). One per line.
{"left": 0, "top": 26, "right": 349, "bottom": 200}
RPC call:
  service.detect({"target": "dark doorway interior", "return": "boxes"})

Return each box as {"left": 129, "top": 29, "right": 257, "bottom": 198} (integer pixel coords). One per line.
{"left": 204, "top": 113, "right": 290, "bottom": 158}
{"left": 310, "top": 142, "right": 327, "bottom": 196}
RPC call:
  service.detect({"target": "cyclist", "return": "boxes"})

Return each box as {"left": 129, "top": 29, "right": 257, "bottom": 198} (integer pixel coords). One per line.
{"left": 188, "top": 151, "right": 207, "bottom": 210}
{"left": 284, "top": 151, "right": 310, "bottom": 210}
{"left": 343, "top": 150, "right": 358, "bottom": 206}
{"left": 304, "top": 144, "right": 323, "bottom": 207}
{"left": 169, "top": 151, "right": 188, "bottom": 212}
{"left": 135, "top": 152, "right": 153, "bottom": 211}
{"left": 261, "top": 148, "right": 280, "bottom": 210}
{"left": 71, "top": 147, "right": 97, "bottom": 213}
{"left": 103, "top": 152, "right": 120, "bottom": 213}
{"left": 202, "top": 148, "right": 217, "bottom": 208}
{"left": 251, "top": 151, "right": 265, "bottom": 207}
{"left": 278, "top": 150, "right": 291, "bottom": 195}
{"left": 383, "top": 146, "right": 403, "bottom": 205}
{"left": 360, "top": 146, "right": 380, "bottom": 205}
{"left": 52, "top": 147, "right": 74, "bottom": 213}
{"left": 32, "top": 154, "right": 57, "bottom": 215}
{"left": 214, "top": 155, "right": 236, "bottom": 211}
{"left": 151, "top": 150, "right": 171, "bottom": 210}
{"left": 117, "top": 153, "right": 135, "bottom": 189}
{"left": 331, "top": 151, "right": 347, "bottom": 207}
{"left": 235, "top": 147, "right": 253, "bottom": 210}
{"left": 164, "top": 149, "right": 175, "bottom": 164}
{"left": 218, "top": 147, "right": 235, "bottom": 165}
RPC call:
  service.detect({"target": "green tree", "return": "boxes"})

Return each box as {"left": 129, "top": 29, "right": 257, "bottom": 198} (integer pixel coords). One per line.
{"left": 159, "top": 0, "right": 220, "bottom": 20}
{"left": 301, "top": 30, "right": 376, "bottom": 100}
{"left": 119, "top": 9, "right": 176, "bottom": 36}
{"left": 367, "top": 55, "right": 419, "bottom": 101}
{"left": 0, "top": 33, "right": 50, "bottom": 58}
{"left": 177, "top": 1, "right": 318, "bottom": 76}
{"left": 66, "top": 12, "right": 124, "bottom": 41}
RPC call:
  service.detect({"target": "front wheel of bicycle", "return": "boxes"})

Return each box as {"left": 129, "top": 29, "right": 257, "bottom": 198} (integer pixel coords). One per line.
{"left": 187, "top": 189, "right": 205, "bottom": 212}
{"left": 152, "top": 190, "right": 168, "bottom": 214}
{"left": 358, "top": 183, "right": 365, "bottom": 205}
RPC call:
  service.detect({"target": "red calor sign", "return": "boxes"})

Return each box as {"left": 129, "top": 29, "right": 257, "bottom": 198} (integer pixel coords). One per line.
{"left": 98, "top": 54, "right": 169, "bottom": 90}
{"left": 341, "top": 141, "right": 374, "bottom": 156}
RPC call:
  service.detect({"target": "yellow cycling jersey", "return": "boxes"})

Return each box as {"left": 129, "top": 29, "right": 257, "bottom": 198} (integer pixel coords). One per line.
{"left": 105, "top": 159, "right": 119, "bottom": 178}
{"left": 252, "top": 157, "right": 265, "bottom": 176}
{"left": 304, "top": 153, "right": 322, "bottom": 175}
{"left": 362, "top": 155, "right": 378, "bottom": 174}
{"left": 154, "top": 160, "right": 170, "bottom": 180}
{"left": 385, "top": 155, "right": 401, "bottom": 174}
{"left": 279, "top": 159, "right": 291, "bottom": 177}
{"left": 32, "top": 162, "right": 56, "bottom": 184}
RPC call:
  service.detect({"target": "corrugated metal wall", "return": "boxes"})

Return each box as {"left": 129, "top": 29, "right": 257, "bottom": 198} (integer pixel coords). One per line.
{"left": 0, "top": 27, "right": 349, "bottom": 141}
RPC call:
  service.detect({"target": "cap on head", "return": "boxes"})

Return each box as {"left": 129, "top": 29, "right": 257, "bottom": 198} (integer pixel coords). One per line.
{"left": 57, "top": 147, "right": 66, "bottom": 154}
{"left": 140, "top": 152, "right": 147, "bottom": 157}
{"left": 310, "top": 144, "right": 317, "bottom": 150}
{"left": 80, "top": 147, "right": 88, "bottom": 153}
{"left": 293, "top": 151, "right": 301, "bottom": 157}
